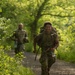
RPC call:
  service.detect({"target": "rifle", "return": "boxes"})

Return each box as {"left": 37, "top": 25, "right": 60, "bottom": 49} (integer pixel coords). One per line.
{"left": 34, "top": 47, "right": 40, "bottom": 61}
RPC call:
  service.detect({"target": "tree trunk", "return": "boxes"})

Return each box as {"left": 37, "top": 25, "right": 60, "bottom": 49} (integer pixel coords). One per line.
{"left": 30, "top": 0, "right": 49, "bottom": 40}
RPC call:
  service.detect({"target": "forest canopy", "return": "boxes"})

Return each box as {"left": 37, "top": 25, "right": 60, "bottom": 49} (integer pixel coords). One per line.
{"left": 0, "top": 0, "right": 75, "bottom": 62}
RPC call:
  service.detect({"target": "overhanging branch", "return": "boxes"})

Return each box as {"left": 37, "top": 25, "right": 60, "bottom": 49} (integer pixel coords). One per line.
{"left": 41, "top": 13, "right": 74, "bottom": 17}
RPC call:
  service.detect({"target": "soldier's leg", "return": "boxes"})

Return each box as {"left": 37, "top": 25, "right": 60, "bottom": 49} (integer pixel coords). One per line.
{"left": 16, "top": 44, "right": 23, "bottom": 53}
{"left": 41, "top": 65, "right": 49, "bottom": 75}
{"left": 15, "top": 44, "right": 21, "bottom": 54}
{"left": 40, "top": 54, "right": 49, "bottom": 75}
{"left": 19, "top": 44, "right": 24, "bottom": 52}
{"left": 48, "top": 55, "right": 56, "bottom": 71}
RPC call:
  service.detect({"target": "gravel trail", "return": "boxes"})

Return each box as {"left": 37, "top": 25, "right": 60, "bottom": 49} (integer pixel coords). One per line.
{"left": 7, "top": 51, "right": 75, "bottom": 75}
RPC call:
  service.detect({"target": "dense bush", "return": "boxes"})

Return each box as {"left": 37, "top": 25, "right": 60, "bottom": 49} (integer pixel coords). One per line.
{"left": 0, "top": 47, "right": 34, "bottom": 75}
{"left": 0, "top": 17, "right": 34, "bottom": 75}
{"left": 57, "top": 24, "right": 75, "bottom": 63}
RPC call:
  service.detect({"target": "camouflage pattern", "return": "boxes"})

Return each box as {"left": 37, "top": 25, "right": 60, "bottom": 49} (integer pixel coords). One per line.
{"left": 40, "top": 26, "right": 57, "bottom": 34}
{"left": 11, "top": 29, "right": 28, "bottom": 54}
{"left": 35, "top": 31, "right": 59, "bottom": 75}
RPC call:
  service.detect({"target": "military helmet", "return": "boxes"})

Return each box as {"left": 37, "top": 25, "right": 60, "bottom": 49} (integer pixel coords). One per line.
{"left": 19, "top": 23, "right": 23, "bottom": 26}
{"left": 44, "top": 21, "right": 52, "bottom": 27}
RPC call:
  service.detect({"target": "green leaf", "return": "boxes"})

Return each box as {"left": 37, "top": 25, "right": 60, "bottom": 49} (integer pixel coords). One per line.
{"left": 0, "top": 8, "right": 2, "bottom": 12}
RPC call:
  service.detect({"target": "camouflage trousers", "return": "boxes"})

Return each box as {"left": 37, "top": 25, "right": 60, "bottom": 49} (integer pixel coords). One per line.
{"left": 15, "top": 44, "right": 24, "bottom": 54}
{"left": 39, "top": 50, "right": 56, "bottom": 75}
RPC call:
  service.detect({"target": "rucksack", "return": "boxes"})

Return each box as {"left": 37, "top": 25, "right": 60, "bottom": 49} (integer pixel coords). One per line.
{"left": 40, "top": 26, "right": 57, "bottom": 34}
{"left": 36, "top": 26, "right": 58, "bottom": 47}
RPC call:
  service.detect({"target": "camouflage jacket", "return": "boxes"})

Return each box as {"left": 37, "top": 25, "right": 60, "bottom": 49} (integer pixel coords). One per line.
{"left": 11, "top": 29, "right": 28, "bottom": 44}
{"left": 35, "top": 31, "right": 59, "bottom": 49}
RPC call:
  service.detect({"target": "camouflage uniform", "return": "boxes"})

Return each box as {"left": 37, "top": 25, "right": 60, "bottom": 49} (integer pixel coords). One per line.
{"left": 35, "top": 30, "right": 59, "bottom": 75}
{"left": 11, "top": 29, "right": 28, "bottom": 54}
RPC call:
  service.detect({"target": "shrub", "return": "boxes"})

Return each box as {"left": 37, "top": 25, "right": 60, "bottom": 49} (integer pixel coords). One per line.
{"left": 0, "top": 47, "right": 34, "bottom": 75}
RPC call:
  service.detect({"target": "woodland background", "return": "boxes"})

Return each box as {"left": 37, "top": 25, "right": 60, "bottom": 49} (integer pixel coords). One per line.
{"left": 0, "top": 0, "right": 75, "bottom": 75}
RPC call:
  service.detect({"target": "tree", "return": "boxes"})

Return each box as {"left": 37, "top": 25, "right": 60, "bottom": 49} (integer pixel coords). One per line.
{"left": 0, "top": 0, "right": 75, "bottom": 62}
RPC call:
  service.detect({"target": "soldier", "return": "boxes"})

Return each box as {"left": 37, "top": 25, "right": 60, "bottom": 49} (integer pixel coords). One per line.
{"left": 33, "top": 22, "right": 59, "bottom": 75}
{"left": 11, "top": 23, "right": 29, "bottom": 54}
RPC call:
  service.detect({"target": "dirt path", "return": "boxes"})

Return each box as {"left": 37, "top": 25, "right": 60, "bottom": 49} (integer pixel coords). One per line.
{"left": 7, "top": 51, "right": 75, "bottom": 75}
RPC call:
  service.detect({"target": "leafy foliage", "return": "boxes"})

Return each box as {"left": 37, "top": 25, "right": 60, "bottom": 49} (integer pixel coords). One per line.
{"left": 0, "top": 0, "right": 75, "bottom": 66}
{"left": 0, "top": 47, "right": 34, "bottom": 75}
{"left": 57, "top": 24, "right": 75, "bottom": 63}
{"left": 0, "top": 17, "right": 34, "bottom": 75}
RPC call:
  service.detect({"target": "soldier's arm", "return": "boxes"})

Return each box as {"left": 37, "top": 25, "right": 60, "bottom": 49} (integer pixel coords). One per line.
{"left": 23, "top": 31, "right": 29, "bottom": 43}
{"left": 33, "top": 34, "right": 40, "bottom": 52}
{"left": 33, "top": 33, "right": 42, "bottom": 53}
